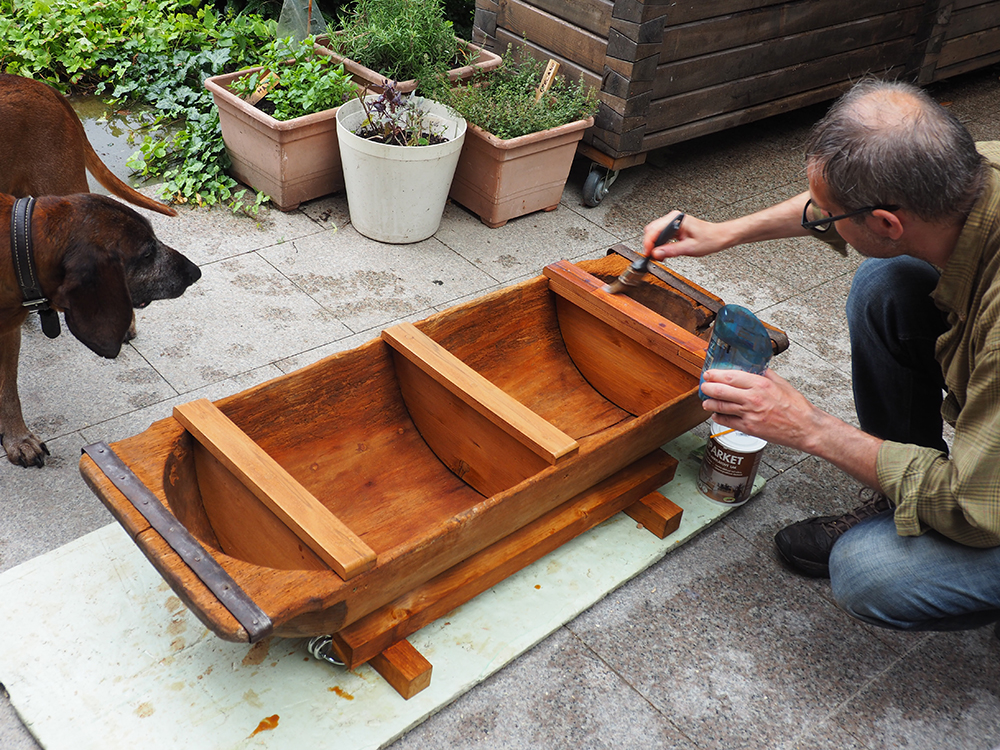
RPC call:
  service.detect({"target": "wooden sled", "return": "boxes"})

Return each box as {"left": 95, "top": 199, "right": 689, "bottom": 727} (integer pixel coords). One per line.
{"left": 80, "top": 249, "right": 785, "bottom": 696}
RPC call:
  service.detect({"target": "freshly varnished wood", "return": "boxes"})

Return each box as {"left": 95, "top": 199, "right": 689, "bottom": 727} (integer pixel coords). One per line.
{"left": 383, "top": 322, "right": 578, "bottom": 464}
{"left": 369, "top": 640, "right": 433, "bottom": 700}
{"left": 544, "top": 260, "right": 707, "bottom": 377}
{"left": 332, "top": 449, "right": 678, "bottom": 668}
{"left": 173, "top": 399, "right": 376, "bottom": 580}
{"left": 81, "top": 256, "right": 719, "bottom": 642}
{"left": 625, "top": 491, "right": 683, "bottom": 539}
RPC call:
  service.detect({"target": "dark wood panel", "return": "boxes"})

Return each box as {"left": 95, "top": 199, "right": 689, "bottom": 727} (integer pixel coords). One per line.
{"left": 938, "top": 25, "right": 1000, "bottom": 65}
{"left": 653, "top": 12, "right": 919, "bottom": 98}
{"left": 499, "top": 0, "right": 608, "bottom": 70}
{"left": 932, "top": 47, "right": 1000, "bottom": 79}
{"left": 944, "top": 2, "right": 1000, "bottom": 38}
{"left": 660, "top": 0, "right": 919, "bottom": 63}
{"left": 494, "top": 28, "right": 603, "bottom": 90}
{"left": 640, "top": 79, "right": 861, "bottom": 153}
{"left": 525, "top": 0, "right": 613, "bottom": 36}
{"left": 648, "top": 39, "right": 913, "bottom": 131}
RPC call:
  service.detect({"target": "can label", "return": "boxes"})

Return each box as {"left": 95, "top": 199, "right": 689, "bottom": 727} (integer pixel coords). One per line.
{"left": 697, "top": 435, "right": 764, "bottom": 505}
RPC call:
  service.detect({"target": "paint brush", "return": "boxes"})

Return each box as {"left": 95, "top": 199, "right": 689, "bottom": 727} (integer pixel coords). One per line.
{"left": 602, "top": 213, "right": 685, "bottom": 294}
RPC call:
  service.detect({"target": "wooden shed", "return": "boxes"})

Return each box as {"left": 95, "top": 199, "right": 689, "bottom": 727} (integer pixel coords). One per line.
{"left": 472, "top": 0, "right": 1000, "bottom": 204}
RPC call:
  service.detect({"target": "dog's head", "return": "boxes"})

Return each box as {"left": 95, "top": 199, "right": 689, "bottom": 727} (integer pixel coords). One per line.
{"left": 46, "top": 194, "right": 201, "bottom": 358}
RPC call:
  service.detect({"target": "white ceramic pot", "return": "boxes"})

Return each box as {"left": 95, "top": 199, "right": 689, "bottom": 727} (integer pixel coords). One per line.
{"left": 336, "top": 95, "right": 466, "bottom": 244}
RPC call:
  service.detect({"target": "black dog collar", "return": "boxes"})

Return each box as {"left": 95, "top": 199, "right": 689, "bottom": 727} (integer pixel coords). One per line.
{"left": 10, "top": 196, "right": 60, "bottom": 339}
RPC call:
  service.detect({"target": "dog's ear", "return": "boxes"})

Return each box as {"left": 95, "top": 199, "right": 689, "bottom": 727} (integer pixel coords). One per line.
{"left": 51, "top": 243, "right": 133, "bottom": 359}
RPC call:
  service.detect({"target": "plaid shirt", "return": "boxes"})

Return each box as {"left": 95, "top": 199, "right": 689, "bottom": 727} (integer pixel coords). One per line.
{"left": 877, "top": 142, "right": 1000, "bottom": 546}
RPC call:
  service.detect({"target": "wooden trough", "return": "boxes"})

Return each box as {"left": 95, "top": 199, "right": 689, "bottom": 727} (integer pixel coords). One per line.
{"left": 80, "top": 251, "right": 785, "bottom": 698}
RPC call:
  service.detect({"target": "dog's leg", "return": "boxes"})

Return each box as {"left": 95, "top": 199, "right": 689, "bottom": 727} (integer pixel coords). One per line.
{"left": 0, "top": 326, "right": 49, "bottom": 467}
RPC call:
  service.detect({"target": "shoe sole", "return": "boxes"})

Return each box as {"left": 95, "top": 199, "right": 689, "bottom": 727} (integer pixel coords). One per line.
{"left": 774, "top": 541, "right": 830, "bottom": 578}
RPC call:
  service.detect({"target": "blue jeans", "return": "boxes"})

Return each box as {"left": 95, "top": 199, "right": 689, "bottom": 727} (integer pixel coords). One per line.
{"left": 829, "top": 257, "right": 1000, "bottom": 631}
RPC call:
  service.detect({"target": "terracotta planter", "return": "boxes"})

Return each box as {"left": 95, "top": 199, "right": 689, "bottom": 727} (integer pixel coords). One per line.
{"left": 449, "top": 117, "right": 594, "bottom": 228}
{"left": 314, "top": 35, "right": 501, "bottom": 93}
{"left": 204, "top": 66, "right": 354, "bottom": 211}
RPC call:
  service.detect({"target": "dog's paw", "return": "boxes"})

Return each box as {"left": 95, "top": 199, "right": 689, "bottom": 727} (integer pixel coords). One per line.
{"left": 1, "top": 432, "right": 50, "bottom": 468}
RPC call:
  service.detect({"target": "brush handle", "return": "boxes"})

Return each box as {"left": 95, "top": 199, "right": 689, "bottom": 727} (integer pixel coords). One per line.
{"left": 652, "top": 213, "right": 685, "bottom": 249}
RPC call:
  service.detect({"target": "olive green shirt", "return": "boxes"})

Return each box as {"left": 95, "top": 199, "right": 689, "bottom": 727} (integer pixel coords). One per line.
{"left": 875, "top": 143, "right": 1000, "bottom": 546}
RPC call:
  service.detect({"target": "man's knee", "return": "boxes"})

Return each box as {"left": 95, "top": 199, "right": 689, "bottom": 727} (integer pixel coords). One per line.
{"left": 827, "top": 515, "right": 922, "bottom": 630}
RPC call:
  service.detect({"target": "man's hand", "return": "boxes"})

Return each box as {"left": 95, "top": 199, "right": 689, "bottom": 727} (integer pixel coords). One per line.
{"left": 700, "top": 368, "right": 822, "bottom": 452}
{"left": 643, "top": 212, "right": 734, "bottom": 259}
{"left": 700, "top": 367, "right": 884, "bottom": 489}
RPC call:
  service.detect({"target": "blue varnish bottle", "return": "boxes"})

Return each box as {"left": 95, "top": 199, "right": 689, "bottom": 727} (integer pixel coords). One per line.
{"left": 699, "top": 304, "right": 772, "bottom": 400}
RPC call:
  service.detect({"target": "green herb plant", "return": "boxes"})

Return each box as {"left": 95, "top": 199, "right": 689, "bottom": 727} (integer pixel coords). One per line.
{"left": 228, "top": 36, "right": 356, "bottom": 121}
{"left": 439, "top": 45, "right": 598, "bottom": 140}
{"left": 332, "top": 0, "right": 458, "bottom": 88}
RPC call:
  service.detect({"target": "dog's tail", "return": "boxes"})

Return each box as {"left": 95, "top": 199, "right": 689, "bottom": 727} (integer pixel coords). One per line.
{"left": 54, "top": 92, "right": 178, "bottom": 217}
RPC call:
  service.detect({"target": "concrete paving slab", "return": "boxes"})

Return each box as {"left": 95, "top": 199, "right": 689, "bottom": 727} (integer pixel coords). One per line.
{"left": 434, "top": 200, "right": 620, "bottom": 283}
{"left": 129, "top": 252, "right": 353, "bottom": 392}
{"left": 568, "top": 533, "right": 905, "bottom": 750}
{"left": 258, "top": 223, "right": 496, "bottom": 331}
{"left": 13, "top": 318, "right": 178, "bottom": 440}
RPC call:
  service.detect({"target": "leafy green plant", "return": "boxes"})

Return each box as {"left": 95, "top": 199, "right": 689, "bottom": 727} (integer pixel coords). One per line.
{"left": 331, "top": 0, "right": 458, "bottom": 86}
{"left": 228, "top": 36, "right": 355, "bottom": 120}
{"left": 438, "top": 45, "right": 598, "bottom": 140}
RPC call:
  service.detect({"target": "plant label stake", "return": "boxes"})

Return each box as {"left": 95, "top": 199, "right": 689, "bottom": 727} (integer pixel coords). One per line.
{"left": 534, "top": 60, "right": 560, "bottom": 103}
{"left": 247, "top": 71, "right": 281, "bottom": 106}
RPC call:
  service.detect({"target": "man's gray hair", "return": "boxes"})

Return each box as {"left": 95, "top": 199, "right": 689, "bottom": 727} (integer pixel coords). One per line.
{"left": 806, "top": 78, "right": 986, "bottom": 222}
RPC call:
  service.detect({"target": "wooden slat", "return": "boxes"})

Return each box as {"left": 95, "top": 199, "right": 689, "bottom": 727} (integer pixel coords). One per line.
{"left": 660, "top": 0, "right": 919, "bottom": 57}
{"left": 495, "top": 28, "right": 603, "bottom": 89}
{"left": 647, "top": 39, "right": 915, "bottom": 131}
{"left": 637, "top": 79, "right": 861, "bottom": 153}
{"left": 522, "top": 0, "right": 613, "bottom": 36}
{"left": 543, "top": 260, "right": 707, "bottom": 376}
{"left": 499, "top": 0, "right": 608, "bottom": 71}
{"left": 173, "top": 399, "right": 377, "bottom": 580}
{"left": 369, "top": 640, "right": 433, "bottom": 700}
{"left": 944, "top": 2, "right": 1000, "bottom": 39}
{"left": 938, "top": 25, "right": 1000, "bottom": 66}
{"left": 625, "top": 491, "right": 683, "bottom": 539}
{"left": 653, "top": 12, "right": 920, "bottom": 99}
{"left": 382, "top": 322, "right": 579, "bottom": 464}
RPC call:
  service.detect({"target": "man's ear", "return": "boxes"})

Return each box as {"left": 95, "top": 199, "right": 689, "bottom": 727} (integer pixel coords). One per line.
{"left": 51, "top": 245, "right": 133, "bottom": 359}
{"left": 870, "top": 208, "right": 905, "bottom": 240}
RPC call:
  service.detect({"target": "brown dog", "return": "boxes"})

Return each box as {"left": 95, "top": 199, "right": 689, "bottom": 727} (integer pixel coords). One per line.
{"left": 1, "top": 194, "right": 201, "bottom": 467}
{"left": 0, "top": 73, "right": 176, "bottom": 216}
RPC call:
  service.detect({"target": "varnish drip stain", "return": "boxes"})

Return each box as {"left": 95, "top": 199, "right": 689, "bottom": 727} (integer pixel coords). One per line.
{"left": 329, "top": 686, "right": 355, "bottom": 700}
{"left": 250, "top": 714, "right": 279, "bottom": 736}
{"left": 242, "top": 636, "right": 273, "bottom": 666}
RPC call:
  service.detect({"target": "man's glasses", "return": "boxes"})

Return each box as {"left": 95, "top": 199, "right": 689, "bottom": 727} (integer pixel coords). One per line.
{"left": 801, "top": 198, "right": 899, "bottom": 232}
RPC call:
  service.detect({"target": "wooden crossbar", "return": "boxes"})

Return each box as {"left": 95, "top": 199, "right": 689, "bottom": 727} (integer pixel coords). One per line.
{"left": 173, "top": 399, "right": 376, "bottom": 580}
{"left": 543, "top": 260, "right": 708, "bottom": 376}
{"left": 382, "top": 322, "right": 579, "bottom": 464}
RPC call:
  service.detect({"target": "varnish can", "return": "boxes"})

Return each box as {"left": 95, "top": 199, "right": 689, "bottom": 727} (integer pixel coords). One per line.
{"left": 697, "top": 421, "right": 767, "bottom": 506}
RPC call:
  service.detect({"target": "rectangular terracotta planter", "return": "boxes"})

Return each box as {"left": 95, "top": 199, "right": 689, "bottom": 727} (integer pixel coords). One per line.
{"left": 314, "top": 36, "right": 501, "bottom": 93}
{"left": 204, "top": 66, "right": 352, "bottom": 211}
{"left": 449, "top": 117, "right": 594, "bottom": 228}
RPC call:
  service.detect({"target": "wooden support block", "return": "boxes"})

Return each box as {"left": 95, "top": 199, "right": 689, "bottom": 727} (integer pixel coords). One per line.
{"left": 370, "top": 640, "right": 433, "bottom": 700}
{"left": 382, "top": 322, "right": 579, "bottom": 464}
{"left": 625, "top": 491, "right": 683, "bottom": 539}
{"left": 173, "top": 399, "right": 377, "bottom": 580}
